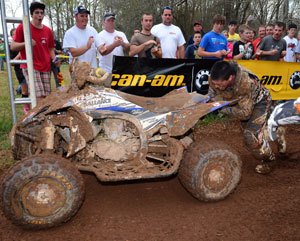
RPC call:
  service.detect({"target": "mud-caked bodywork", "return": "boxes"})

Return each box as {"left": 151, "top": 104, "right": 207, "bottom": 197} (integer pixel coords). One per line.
{"left": 12, "top": 86, "right": 229, "bottom": 182}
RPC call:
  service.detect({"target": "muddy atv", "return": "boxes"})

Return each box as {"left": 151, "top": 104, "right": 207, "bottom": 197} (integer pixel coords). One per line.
{"left": 0, "top": 61, "right": 242, "bottom": 229}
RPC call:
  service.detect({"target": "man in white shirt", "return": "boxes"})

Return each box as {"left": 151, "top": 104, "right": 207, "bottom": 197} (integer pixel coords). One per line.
{"left": 151, "top": 6, "right": 185, "bottom": 59}
{"left": 63, "top": 5, "right": 101, "bottom": 68}
{"left": 98, "top": 13, "right": 130, "bottom": 73}
{"left": 283, "top": 23, "right": 298, "bottom": 62}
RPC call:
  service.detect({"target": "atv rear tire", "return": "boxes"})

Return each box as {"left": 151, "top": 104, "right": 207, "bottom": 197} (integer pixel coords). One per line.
{"left": 0, "top": 154, "right": 85, "bottom": 229}
{"left": 179, "top": 140, "right": 242, "bottom": 202}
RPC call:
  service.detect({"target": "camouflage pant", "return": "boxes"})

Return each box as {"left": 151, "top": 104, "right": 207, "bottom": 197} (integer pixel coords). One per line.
{"left": 241, "top": 96, "right": 275, "bottom": 162}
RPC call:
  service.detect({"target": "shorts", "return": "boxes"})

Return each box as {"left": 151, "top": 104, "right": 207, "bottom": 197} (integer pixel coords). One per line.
{"left": 22, "top": 69, "right": 51, "bottom": 97}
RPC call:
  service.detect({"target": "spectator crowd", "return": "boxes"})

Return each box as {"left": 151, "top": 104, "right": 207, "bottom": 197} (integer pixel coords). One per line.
{"left": 58, "top": 4, "right": 300, "bottom": 65}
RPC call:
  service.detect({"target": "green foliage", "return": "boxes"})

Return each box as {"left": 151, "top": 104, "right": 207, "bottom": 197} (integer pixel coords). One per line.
{"left": 195, "top": 112, "right": 227, "bottom": 128}
{"left": 0, "top": 71, "right": 14, "bottom": 150}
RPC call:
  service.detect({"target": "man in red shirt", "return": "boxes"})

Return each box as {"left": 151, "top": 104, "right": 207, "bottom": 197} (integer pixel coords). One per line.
{"left": 253, "top": 25, "right": 266, "bottom": 53}
{"left": 11, "top": 1, "right": 55, "bottom": 104}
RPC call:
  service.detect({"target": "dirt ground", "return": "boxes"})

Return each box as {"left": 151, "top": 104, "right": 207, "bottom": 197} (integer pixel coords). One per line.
{"left": 0, "top": 120, "right": 299, "bottom": 241}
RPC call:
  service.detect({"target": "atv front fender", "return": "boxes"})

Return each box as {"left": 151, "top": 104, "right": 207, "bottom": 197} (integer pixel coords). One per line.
{"left": 167, "top": 101, "right": 230, "bottom": 136}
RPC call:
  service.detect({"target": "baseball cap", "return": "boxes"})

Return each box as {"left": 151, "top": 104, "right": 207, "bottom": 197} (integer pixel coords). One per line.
{"left": 73, "top": 6, "right": 90, "bottom": 15}
{"left": 103, "top": 13, "right": 116, "bottom": 21}
{"left": 194, "top": 21, "right": 202, "bottom": 26}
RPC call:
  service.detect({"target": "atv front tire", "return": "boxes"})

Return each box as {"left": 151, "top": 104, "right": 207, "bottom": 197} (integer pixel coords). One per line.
{"left": 0, "top": 154, "right": 85, "bottom": 229}
{"left": 179, "top": 140, "right": 242, "bottom": 202}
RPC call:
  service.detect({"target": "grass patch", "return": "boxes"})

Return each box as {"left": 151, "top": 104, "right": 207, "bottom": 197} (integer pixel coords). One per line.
{"left": 0, "top": 70, "right": 15, "bottom": 150}
{"left": 0, "top": 155, "right": 15, "bottom": 171}
{"left": 195, "top": 112, "right": 228, "bottom": 128}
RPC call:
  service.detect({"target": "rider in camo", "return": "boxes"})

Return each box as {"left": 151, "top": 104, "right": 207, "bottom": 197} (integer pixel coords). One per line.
{"left": 208, "top": 60, "right": 278, "bottom": 174}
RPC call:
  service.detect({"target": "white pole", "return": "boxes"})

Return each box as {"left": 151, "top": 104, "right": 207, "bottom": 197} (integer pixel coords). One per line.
{"left": 22, "top": 14, "right": 37, "bottom": 108}
{"left": 22, "top": 0, "right": 37, "bottom": 108}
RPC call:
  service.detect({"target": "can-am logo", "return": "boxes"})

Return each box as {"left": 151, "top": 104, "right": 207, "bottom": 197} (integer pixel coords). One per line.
{"left": 111, "top": 74, "right": 185, "bottom": 87}
{"left": 260, "top": 75, "right": 282, "bottom": 85}
{"left": 289, "top": 71, "right": 300, "bottom": 89}
{"left": 195, "top": 69, "right": 210, "bottom": 94}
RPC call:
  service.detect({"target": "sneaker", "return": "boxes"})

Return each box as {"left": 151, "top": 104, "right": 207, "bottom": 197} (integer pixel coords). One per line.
{"left": 16, "top": 85, "right": 22, "bottom": 95}
{"left": 255, "top": 163, "right": 271, "bottom": 174}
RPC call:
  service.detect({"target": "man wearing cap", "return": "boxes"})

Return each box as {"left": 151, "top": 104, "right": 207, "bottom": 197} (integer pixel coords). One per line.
{"left": 151, "top": 6, "right": 185, "bottom": 59}
{"left": 98, "top": 13, "right": 130, "bottom": 73}
{"left": 187, "top": 21, "right": 205, "bottom": 46}
{"left": 63, "top": 5, "right": 101, "bottom": 68}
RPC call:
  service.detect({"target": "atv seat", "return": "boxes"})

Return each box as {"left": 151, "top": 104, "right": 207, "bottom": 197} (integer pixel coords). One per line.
{"left": 117, "top": 88, "right": 210, "bottom": 113}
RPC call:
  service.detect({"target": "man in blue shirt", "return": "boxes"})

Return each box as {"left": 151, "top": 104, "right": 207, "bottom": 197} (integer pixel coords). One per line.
{"left": 198, "top": 14, "right": 228, "bottom": 60}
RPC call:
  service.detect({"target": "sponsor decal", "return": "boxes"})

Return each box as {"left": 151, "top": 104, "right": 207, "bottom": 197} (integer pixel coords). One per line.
{"left": 138, "top": 111, "right": 168, "bottom": 130}
{"left": 260, "top": 75, "right": 282, "bottom": 85}
{"left": 195, "top": 69, "right": 210, "bottom": 93}
{"left": 111, "top": 74, "right": 185, "bottom": 87}
{"left": 289, "top": 71, "right": 300, "bottom": 89}
{"left": 83, "top": 98, "right": 111, "bottom": 107}
{"left": 72, "top": 93, "right": 111, "bottom": 109}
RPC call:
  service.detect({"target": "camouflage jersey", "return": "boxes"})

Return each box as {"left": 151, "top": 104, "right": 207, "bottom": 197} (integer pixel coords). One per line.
{"left": 208, "top": 64, "right": 271, "bottom": 121}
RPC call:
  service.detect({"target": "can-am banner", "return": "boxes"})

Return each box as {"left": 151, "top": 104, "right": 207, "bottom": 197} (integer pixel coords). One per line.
{"left": 112, "top": 56, "right": 300, "bottom": 100}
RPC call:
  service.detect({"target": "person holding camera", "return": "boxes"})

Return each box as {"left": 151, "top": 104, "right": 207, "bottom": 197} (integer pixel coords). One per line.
{"left": 129, "top": 13, "right": 162, "bottom": 58}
